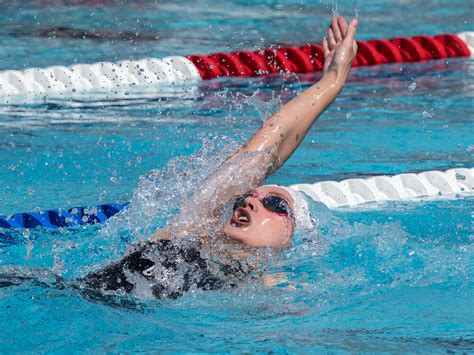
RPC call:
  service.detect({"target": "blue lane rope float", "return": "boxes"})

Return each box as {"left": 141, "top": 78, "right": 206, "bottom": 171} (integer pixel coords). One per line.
{"left": 0, "top": 202, "right": 129, "bottom": 229}
{"left": 1, "top": 168, "right": 472, "bottom": 233}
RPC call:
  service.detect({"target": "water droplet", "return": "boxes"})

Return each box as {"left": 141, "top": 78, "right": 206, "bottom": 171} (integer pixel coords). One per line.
{"left": 421, "top": 110, "right": 433, "bottom": 118}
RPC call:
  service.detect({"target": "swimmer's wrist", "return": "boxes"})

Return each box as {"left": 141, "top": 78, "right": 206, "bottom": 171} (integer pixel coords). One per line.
{"left": 322, "top": 69, "right": 348, "bottom": 88}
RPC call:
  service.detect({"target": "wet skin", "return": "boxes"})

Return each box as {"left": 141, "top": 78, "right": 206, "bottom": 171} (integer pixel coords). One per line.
{"left": 223, "top": 185, "right": 295, "bottom": 249}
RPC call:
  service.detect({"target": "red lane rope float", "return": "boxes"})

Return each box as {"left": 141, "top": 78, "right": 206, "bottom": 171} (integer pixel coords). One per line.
{"left": 187, "top": 33, "right": 471, "bottom": 80}
{"left": 0, "top": 32, "right": 471, "bottom": 103}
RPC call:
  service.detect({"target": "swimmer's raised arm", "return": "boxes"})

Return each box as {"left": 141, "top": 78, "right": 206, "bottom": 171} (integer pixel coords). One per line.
{"left": 230, "top": 17, "right": 358, "bottom": 176}
{"left": 151, "top": 17, "right": 358, "bottom": 241}
{"left": 191, "top": 17, "right": 359, "bottom": 211}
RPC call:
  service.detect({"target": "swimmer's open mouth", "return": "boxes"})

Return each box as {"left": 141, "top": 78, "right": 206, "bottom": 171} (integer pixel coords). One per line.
{"left": 230, "top": 208, "right": 251, "bottom": 227}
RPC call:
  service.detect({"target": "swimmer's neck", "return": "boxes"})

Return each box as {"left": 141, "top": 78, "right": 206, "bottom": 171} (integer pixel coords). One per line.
{"left": 150, "top": 230, "right": 262, "bottom": 263}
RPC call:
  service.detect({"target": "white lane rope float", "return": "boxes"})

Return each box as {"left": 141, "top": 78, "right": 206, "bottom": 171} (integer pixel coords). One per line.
{"left": 1, "top": 168, "right": 472, "bottom": 230}
{"left": 0, "top": 32, "right": 472, "bottom": 231}
{"left": 288, "top": 167, "right": 473, "bottom": 209}
{"left": 0, "top": 32, "right": 472, "bottom": 104}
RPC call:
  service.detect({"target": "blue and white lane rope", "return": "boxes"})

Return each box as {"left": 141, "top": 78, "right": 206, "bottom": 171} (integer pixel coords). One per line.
{"left": 0, "top": 203, "right": 129, "bottom": 229}
{"left": 1, "top": 168, "right": 472, "bottom": 230}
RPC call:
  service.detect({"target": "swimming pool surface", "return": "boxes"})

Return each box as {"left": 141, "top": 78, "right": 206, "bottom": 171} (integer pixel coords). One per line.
{"left": 1, "top": 0, "right": 473, "bottom": 352}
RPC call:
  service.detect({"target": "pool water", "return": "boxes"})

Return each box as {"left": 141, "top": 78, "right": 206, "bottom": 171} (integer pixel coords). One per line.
{"left": 0, "top": 0, "right": 473, "bottom": 352}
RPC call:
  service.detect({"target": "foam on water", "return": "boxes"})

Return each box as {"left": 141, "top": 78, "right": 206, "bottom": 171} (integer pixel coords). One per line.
{"left": 266, "top": 197, "right": 473, "bottom": 314}
{"left": 1, "top": 76, "right": 471, "bottom": 305}
{"left": 0, "top": 0, "right": 473, "bottom": 351}
{"left": 1, "top": 193, "right": 472, "bottom": 351}
{"left": 1, "top": 87, "right": 288, "bottom": 297}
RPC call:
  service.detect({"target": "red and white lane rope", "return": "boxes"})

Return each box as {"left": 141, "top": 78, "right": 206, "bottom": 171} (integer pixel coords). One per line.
{"left": 187, "top": 33, "right": 472, "bottom": 79}
{"left": 0, "top": 32, "right": 472, "bottom": 102}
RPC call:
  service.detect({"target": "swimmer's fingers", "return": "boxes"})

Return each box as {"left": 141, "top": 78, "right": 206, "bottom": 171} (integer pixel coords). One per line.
{"left": 337, "top": 16, "right": 349, "bottom": 37}
{"left": 327, "top": 27, "right": 337, "bottom": 50}
{"left": 261, "top": 272, "right": 289, "bottom": 287}
{"left": 322, "top": 36, "right": 333, "bottom": 73}
{"left": 323, "top": 16, "right": 358, "bottom": 76}
{"left": 322, "top": 37, "right": 330, "bottom": 57}
{"left": 344, "top": 18, "right": 358, "bottom": 44}
{"left": 344, "top": 19, "right": 358, "bottom": 54}
{"left": 331, "top": 17, "right": 343, "bottom": 43}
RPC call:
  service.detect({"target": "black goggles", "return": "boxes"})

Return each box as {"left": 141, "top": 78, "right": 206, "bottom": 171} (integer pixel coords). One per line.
{"left": 232, "top": 193, "right": 291, "bottom": 216}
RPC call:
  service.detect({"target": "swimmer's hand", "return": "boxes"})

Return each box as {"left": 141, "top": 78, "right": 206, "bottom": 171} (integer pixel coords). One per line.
{"left": 261, "top": 272, "right": 309, "bottom": 291}
{"left": 158, "top": 16, "right": 359, "bottom": 230}
{"left": 210, "top": 16, "right": 358, "bottom": 187}
{"left": 262, "top": 272, "right": 294, "bottom": 289}
{"left": 323, "top": 16, "right": 358, "bottom": 81}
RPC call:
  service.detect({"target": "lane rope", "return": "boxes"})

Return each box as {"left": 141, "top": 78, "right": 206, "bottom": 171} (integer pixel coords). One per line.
{"left": 0, "top": 32, "right": 472, "bottom": 103}
{"left": 1, "top": 168, "right": 472, "bottom": 230}
{"left": 289, "top": 167, "right": 473, "bottom": 209}
{"left": 187, "top": 33, "right": 471, "bottom": 79}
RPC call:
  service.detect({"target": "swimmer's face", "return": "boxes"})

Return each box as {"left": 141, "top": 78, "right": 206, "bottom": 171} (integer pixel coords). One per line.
{"left": 223, "top": 185, "right": 295, "bottom": 249}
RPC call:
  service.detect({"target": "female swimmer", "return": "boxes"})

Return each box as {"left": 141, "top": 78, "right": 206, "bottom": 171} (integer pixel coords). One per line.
{"left": 1, "top": 17, "right": 358, "bottom": 301}
{"left": 81, "top": 16, "right": 359, "bottom": 300}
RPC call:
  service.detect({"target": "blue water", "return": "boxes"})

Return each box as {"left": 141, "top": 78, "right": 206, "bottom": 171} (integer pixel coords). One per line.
{"left": 0, "top": 0, "right": 473, "bottom": 352}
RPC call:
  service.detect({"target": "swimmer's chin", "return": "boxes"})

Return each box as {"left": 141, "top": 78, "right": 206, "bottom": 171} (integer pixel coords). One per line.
{"left": 222, "top": 225, "right": 248, "bottom": 245}
{"left": 223, "top": 224, "right": 292, "bottom": 249}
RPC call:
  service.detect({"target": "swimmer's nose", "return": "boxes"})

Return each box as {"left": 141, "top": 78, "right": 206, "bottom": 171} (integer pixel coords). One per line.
{"left": 243, "top": 196, "right": 258, "bottom": 211}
